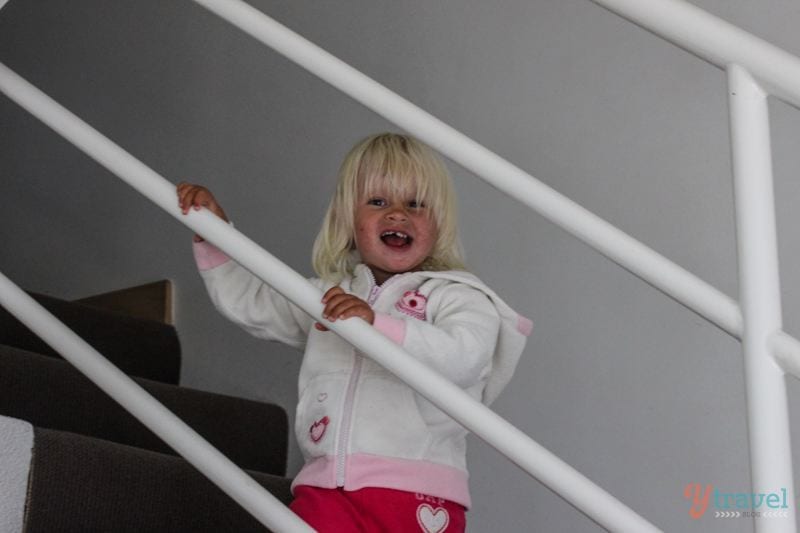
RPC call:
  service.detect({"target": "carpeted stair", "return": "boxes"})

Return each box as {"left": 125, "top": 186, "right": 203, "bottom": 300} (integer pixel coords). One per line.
{"left": 0, "top": 292, "right": 181, "bottom": 383}
{"left": 0, "top": 291, "right": 293, "bottom": 532}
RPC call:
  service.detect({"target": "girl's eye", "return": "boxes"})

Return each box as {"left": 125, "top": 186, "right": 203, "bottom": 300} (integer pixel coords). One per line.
{"left": 367, "top": 198, "right": 386, "bottom": 207}
{"left": 408, "top": 200, "right": 426, "bottom": 209}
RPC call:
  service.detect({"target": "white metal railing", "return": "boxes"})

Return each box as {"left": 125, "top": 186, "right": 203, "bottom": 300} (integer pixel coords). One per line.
{"left": 1, "top": 0, "right": 799, "bottom": 531}
{"left": 187, "top": 0, "right": 800, "bottom": 378}
{"left": 0, "top": 62, "right": 659, "bottom": 532}
{"left": 590, "top": 3, "right": 798, "bottom": 532}
{"left": 192, "top": 0, "right": 746, "bottom": 341}
{"left": 187, "top": 5, "right": 800, "bottom": 532}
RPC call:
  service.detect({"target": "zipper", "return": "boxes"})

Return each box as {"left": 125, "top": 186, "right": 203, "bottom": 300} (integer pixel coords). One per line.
{"left": 334, "top": 268, "right": 403, "bottom": 486}
{"left": 335, "top": 355, "right": 362, "bottom": 486}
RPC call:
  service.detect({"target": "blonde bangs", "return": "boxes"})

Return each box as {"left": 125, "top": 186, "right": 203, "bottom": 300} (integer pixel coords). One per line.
{"left": 357, "top": 144, "right": 441, "bottom": 219}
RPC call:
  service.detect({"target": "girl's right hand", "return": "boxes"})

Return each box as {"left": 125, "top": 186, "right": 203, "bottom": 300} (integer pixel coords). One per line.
{"left": 176, "top": 182, "right": 229, "bottom": 242}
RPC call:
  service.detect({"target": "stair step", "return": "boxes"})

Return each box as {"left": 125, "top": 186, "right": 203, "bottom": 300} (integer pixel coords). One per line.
{"left": 0, "top": 415, "right": 32, "bottom": 533}
{"left": 23, "top": 424, "right": 293, "bottom": 533}
{"left": 0, "top": 344, "right": 288, "bottom": 475}
{"left": 74, "top": 280, "right": 173, "bottom": 325}
{"left": 0, "top": 291, "right": 180, "bottom": 383}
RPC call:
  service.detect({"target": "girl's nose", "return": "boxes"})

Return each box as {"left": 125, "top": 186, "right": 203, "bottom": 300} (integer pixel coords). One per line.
{"left": 386, "top": 207, "right": 408, "bottom": 221}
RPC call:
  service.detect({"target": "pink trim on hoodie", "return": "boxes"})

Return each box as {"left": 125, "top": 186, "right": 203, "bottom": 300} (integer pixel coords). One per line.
{"left": 193, "top": 241, "right": 231, "bottom": 271}
{"left": 517, "top": 315, "right": 534, "bottom": 336}
{"left": 372, "top": 313, "right": 407, "bottom": 345}
{"left": 292, "top": 454, "right": 471, "bottom": 508}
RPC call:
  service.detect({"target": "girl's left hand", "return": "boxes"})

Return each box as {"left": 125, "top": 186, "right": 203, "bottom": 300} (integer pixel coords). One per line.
{"left": 315, "top": 287, "right": 374, "bottom": 331}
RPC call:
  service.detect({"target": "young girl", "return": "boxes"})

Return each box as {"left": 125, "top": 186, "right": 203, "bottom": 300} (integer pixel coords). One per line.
{"left": 177, "top": 133, "right": 531, "bottom": 532}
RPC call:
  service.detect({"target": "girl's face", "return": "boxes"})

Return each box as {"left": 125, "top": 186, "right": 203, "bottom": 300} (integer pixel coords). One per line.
{"left": 353, "top": 185, "right": 437, "bottom": 285}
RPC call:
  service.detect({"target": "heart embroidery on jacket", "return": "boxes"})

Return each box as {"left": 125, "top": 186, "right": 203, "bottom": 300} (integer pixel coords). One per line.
{"left": 309, "top": 416, "right": 329, "bottom": 443}
{"left": 416, "top": 504, "right": 449, "bottom": 533}
{"left": 396, "top": 290, "right": 427, "bottom": 320}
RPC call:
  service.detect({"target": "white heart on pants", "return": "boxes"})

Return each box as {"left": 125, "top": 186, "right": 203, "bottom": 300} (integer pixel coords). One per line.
{"left": 416, "top": 504, "right": 449, "bottom": 533}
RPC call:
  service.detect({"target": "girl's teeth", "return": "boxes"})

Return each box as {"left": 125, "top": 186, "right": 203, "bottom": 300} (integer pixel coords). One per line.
{"left": 381, "top": 231, "right": 408, "bottom": 238}
{"left": 381, "top": 230, "right": 412, "bottom": 247}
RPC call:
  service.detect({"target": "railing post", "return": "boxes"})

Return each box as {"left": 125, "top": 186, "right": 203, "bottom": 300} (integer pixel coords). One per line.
{"left": 728, "top": 64, "right": 796, "bottom": 532}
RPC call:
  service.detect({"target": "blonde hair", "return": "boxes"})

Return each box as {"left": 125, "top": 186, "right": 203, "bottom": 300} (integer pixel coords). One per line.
{"left": 312, "top": 133, "right": 465, "bottom": 281}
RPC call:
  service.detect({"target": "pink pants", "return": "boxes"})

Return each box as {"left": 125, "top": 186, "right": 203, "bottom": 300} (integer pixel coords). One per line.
{"left": 290, "top": 486, "right": 466, "bottom": 533}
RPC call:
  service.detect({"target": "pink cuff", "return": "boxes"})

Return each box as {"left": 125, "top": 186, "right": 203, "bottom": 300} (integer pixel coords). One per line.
{"left": 193, "top": 241, "right": 231, "bottom": 271}
{"left": 517, "top": 315, "right": 533, "bottom": 336}
{"left": 373, "top": 313, "right": 407, "bottom": 345}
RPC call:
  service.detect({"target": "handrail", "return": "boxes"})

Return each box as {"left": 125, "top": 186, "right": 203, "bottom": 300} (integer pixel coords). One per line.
{"left": 588, "top": 0, "right": 800, "bottom": 112}
{"left": 187, "top": 0, "right": 800, "bottom": 377}
{"left": 0, "top": 271, "right": 313, "bottom": 533}
{"left": 0, "top": 63, "right": 660, "bottom": 532}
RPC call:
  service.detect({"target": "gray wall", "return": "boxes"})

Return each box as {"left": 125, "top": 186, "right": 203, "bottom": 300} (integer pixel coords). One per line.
{"left": 2, "top": 1, "right": 800, "bottom": 531}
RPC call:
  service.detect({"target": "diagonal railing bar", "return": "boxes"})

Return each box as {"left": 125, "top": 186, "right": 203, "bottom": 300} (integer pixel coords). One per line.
{"left": 0, "top": 271, "right": 313, "bottom": 533}
{"left": 0, "top": 63, "right": 661, "bottom": 533}
{"left": 189, "top": 0, "right": 800, "bottom": 379}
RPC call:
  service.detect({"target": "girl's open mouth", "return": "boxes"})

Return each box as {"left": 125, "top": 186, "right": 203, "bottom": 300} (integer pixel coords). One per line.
{"left": 380, "top": 230, "right": 413, "bottom": 248}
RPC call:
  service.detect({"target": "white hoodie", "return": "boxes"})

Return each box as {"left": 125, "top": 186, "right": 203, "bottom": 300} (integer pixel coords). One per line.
{"left": 194, "top": 242, "right": 531, "bottom": 507}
